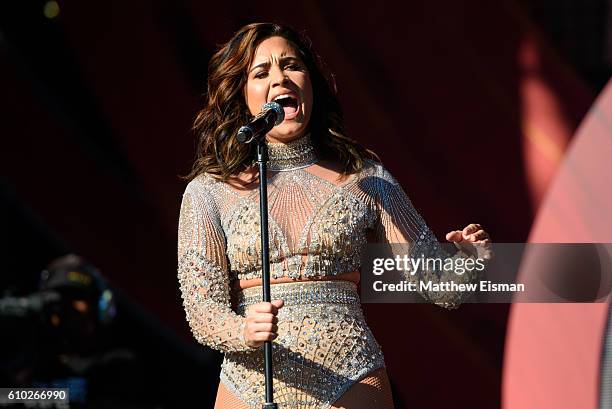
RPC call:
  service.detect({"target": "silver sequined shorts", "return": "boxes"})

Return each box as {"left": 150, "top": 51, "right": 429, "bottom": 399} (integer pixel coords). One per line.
{"left": 220, "top": 280, "right": 386, "bottom": 409}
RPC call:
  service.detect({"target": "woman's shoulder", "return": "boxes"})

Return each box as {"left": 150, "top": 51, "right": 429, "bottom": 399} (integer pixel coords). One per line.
{"left": 358, "top": 158, "right": 399, "bottom": 184}
{"left": 186, "top": 172, "right": 218, "bottom": 188}
{"left": 182, "top": 172, "right": 225, "bottom": 203}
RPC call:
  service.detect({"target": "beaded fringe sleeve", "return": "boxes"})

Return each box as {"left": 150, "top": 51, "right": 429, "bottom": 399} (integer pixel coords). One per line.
{"left": 371, "top": 166, "right": 483, "bottom": 309}
{"left": 177, "top": 184, "right": 253, "bottom": 353}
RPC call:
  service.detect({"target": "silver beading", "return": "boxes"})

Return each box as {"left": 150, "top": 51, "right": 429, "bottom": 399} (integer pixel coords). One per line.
{"left": 267, "top": 134, "right": 318, "bottom": 171}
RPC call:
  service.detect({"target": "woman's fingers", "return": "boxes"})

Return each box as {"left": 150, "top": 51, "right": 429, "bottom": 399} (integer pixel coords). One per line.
{"left": 454, "top": 224, "right": 491, "bottom": 243}
{"left": 462, "top": 223, "right": 481, "bottom": 239}
{"left": 249, "top": 300, "right": 284, "bottom": 314}
{"left": 246, "top": 313, "right": 278, "bottom": 324}
{"left": 271, "top": 299, "right": 284, "bottom": 309}
{"left": 465, "top": 229, "right": 488, "bottom": 241}
{"left": 249, "top": 322, "right": 278, "bottom": 333}
{"left": 250, "top": 332, "right": 278, "bottom": 342}
{"left": 438, "top": 225, "right": 492, "bottom": 244}
{"left": 244, "top": 300, "right": 283, "bottom": 347}
{"left": 244, "top": 320, "right": 279, "bottom": 346}
{"left": 445, "top": 230, "right": 463, "bottom": 242}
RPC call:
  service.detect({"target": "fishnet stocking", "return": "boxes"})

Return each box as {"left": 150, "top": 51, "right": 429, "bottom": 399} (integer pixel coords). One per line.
{"left": 213, "top": 367, "right": 394, "bottom": 409}
{"left": 330, "top": 367, "right": 394, "bottom": 409}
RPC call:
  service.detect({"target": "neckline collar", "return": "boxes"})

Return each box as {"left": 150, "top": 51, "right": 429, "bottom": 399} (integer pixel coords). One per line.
{"left": 266, "top": 133, "right": 318, "bottom": 171}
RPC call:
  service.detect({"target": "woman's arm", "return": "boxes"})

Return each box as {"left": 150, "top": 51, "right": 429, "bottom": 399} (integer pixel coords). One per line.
{"left": 371, "top": 164, "right": 490, "bottom": 309}
{"left": 177, "top": 182, "right": 255, "bottom": 352}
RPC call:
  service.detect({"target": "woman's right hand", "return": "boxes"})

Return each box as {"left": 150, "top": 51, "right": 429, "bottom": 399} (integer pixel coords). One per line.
{"left": 244, "top": 299, "right": 284, "bottom": 349}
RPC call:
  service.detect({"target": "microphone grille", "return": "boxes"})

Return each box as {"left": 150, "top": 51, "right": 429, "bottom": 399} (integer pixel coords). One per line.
{"left": 262, "top": 102, "right": 285, "bottom": 125}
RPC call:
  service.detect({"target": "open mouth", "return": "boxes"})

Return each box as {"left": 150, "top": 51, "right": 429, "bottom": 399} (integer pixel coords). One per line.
{"left": 272, "top": 94, "right": 300, "bottom": 119}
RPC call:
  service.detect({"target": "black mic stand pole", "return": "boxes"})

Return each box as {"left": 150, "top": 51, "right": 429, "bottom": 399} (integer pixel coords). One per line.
{"left": 237, "top": 101, "right": 284, "bottom": 408}
{"left": 256, "top": 139, "right": 277, "bottom": 409}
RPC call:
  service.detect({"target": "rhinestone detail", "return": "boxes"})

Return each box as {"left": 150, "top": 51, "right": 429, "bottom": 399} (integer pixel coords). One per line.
{"left": 221, "top": 280, "right": 385, "bottom": 409}
{"left": 266, "top": 133, "right": 318, "bottom": 171}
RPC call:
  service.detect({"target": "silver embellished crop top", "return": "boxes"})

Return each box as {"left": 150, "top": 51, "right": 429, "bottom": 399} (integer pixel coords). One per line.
{"left": 177, "top": 135, "right": 481, "bottom": 353}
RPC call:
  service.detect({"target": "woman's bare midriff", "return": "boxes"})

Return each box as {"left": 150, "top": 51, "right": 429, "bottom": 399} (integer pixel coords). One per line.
{"left": 232, "top": 270, "right": 360, "bottom": 291}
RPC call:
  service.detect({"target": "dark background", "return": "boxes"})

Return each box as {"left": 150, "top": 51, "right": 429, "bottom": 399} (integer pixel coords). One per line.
{"left": 1, "top": 0, "right": 610, "bottom": 407}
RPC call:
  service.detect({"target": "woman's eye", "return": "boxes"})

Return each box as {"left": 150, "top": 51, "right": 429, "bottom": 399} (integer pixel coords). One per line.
{"left": 254, "top": 71, "right": 268, "bottom": 79}
{"left": 285, "top": 64, "right": 301, "bottom": 70}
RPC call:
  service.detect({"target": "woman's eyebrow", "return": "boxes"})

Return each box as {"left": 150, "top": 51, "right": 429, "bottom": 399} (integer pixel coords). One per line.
{"left": 280, "top": 56, "right": 301, "bottom": 63}
{"left": 250, "top": 61, "right": 270, "bottom": 73}
{"left": 249, "top": 56, "right": 302, "bottom": 73}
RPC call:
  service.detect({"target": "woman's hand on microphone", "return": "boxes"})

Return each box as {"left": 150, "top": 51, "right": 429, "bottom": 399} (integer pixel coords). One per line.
{"left": 243, "top": 299, "right": 284, "bottom": 349}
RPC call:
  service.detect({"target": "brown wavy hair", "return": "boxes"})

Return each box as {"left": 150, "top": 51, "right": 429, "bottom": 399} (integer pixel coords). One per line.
{"left": 186, "top": 22, "right": 378, "bottom": 182}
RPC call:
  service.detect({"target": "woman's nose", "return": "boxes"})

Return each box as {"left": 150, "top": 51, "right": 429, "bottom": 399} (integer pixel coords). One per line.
{"left": 270, "top": 67, "right": 289, "bottom": 87}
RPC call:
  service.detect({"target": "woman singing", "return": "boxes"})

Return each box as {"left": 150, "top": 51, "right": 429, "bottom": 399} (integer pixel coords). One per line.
{"left": 177, "top": 23, "right": 492, "bottom": 409}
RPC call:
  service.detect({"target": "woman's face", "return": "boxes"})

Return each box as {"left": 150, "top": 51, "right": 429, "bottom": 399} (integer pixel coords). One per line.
{"left": 245, "top": 36, "right": 313, "bottom": 143}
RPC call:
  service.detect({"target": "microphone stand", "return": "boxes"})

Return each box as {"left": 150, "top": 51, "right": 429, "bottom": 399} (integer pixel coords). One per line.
{"left": 256, "top": 139, "right": 277, "bottom": 409}
{"left": 237, "top": 102, "right": 284, "bottom": 408}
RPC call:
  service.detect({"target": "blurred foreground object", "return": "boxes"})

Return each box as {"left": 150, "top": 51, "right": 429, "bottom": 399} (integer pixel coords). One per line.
{"left": 503, "top": 80, "right": 612, "bottom": 409}
{"left": 1, "top": 254, "right": 157, "bottom": 409}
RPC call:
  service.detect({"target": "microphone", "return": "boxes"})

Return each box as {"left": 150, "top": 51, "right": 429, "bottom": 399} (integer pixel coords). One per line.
{"left": 236, "top": 102, "right": 285, "bottom": 143}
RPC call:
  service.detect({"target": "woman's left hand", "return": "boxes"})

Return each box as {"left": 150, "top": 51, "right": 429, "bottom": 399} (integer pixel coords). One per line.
{"left": 445, "top": 223, "right": 493, "bottom": 260}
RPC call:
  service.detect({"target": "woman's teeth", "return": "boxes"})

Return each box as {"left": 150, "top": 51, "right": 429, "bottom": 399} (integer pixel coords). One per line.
{"left": 273, "top": 95, "right": 298, "bottom": 115}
